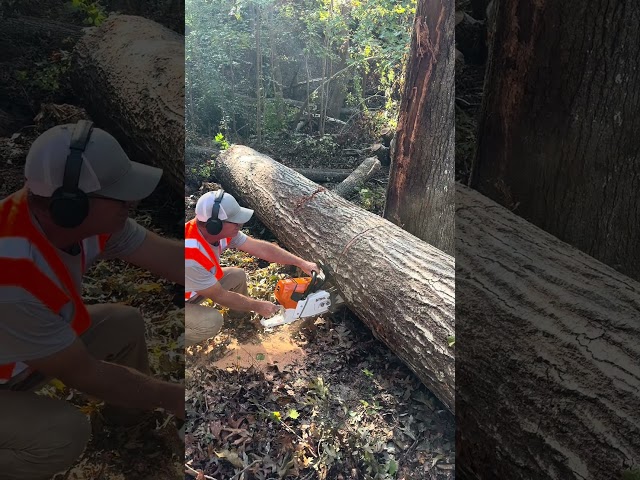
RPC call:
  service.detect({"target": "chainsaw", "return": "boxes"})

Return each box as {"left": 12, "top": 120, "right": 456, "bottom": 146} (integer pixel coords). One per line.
{"left": 260, "top": 267, "right": 344, "bottom": 328}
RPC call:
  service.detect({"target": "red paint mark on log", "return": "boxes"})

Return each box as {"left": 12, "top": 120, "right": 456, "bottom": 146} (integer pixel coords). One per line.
{"left": 294, "top": 186, "right": 326, "bottom": 213}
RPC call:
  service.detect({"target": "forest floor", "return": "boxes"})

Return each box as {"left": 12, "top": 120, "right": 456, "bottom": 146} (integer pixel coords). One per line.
{"left": 181, "top": 0, "right": 488, "bottom": 475}
{"left": 1, "top": 1, "right": 185, "bottom": 479}
{"left": 184, "top": 121, "right": 456, "bottom": 480}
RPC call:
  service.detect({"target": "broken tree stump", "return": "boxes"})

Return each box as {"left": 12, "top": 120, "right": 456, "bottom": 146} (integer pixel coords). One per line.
{"left": 332, "top": 157, "right": 382, "bottom": 198}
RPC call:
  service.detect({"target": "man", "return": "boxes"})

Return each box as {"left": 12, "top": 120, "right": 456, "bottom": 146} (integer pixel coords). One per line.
{"left": 0, "top": 121, "right": 185, "bottom": 480}
{"left": 185, "top": 188, "right": 319, "bottom": 346}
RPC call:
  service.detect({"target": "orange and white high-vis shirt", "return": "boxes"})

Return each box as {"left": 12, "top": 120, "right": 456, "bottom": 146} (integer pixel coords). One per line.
{"left": 184, "top": 219, "right": 233, "bottom": 301}
{"left": 0, "top": 188, "right": 110, "bottom": 384}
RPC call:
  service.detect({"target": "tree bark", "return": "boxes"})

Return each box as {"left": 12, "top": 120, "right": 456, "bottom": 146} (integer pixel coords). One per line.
{"left": 456, "top": 183, "right": 640, "bottom": 480}
{"left": 215, "top": 144, "right": 455, "bottom": 412}
{"left": 70, "top": 15, "right": 184, "bottom": 194}
{"left": 185, "top": 145, "right": 355, "bottom": 183}
{"left": 469, "top": 0, "right": 640, "bottom": 281}
{"left": 293, "top": 168, "right": 351, "bottom": 183}
{"left": 384, "top": 0, "right": 455, "bottom": 256}
{"left": 332, "top": 157, "right": 381, "bottom": 199}
{"left": 0, "top": 15, "right": 83, "bottom": 47}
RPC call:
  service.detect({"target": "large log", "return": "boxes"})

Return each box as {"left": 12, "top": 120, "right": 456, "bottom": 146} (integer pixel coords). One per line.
{"left": 293, "top": 168, "right": 351, "bottom": 183}
{"left": 332, "top": 157, "right": 381, "bottom": 198}
{"left": 456, "top": 183, "right": 640, "bottom": 479}
{"left": 70, "top": 15, "right": 184, "bottom": 194}
{"left": 216, "top": 145, "right": 455, "bottom": 412}
{"left": 0, "top": 16, "right": 83, "bottom": 48}
{"left": 185, "top": 145, "right": 353, "bottom": 183}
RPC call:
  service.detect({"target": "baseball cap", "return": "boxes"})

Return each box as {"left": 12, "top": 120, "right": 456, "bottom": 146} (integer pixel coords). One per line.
{"left": 24, "top": 123, "right": 163, "bottom": 201}
{"left": 195, "top": 190, "right": 254, "bottom": 224}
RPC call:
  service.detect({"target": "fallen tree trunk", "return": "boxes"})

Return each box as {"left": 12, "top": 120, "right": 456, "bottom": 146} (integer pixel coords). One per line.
{"left": 186, "top": 145, "right": 356, "bottom": 183}
{"left": 185, "top": 145, "right": 217, "bottom": 166}
{"left": 0, "top": 15, "right": 83, "bottom": 48}
{"left": 216, "top": 145, "right": 455, "bottom": 412}
{"left": 70, "top": 15, "right": 184, "bottom": 194}
{"left": 293, "top": 168, "right": 351, "bottom": 183}
{"left": 456, "top": 183, "right": 640, "bottom": 479}
{"left": 332, "top": 157, "right": 381, "bottom": 198}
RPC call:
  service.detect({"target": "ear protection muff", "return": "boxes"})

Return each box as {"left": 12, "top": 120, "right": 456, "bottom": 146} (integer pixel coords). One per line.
{"left": 50, "top": 120, "right": 94, "bottom": 228}
{"left": 205, "top": 189, "right": 225, "bottom": 235}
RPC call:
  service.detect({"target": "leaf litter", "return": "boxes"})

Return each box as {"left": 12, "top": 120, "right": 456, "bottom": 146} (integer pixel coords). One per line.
{"left": 185, "top": 191, "right": 455, "bottom": 480}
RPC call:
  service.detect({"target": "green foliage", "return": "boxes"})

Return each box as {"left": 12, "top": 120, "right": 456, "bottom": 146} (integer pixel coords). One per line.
{"left": 70, "top": 0, "right": 107, "bottom": 26}
{"left": 214, "top": 132, "right": 230, "bottom": 150}
{"left": 447, "top": 335, "right": 455, "bottom": 347}
{"left": 185, "top": 0, "right": 415, "bottom": 142}
{"left": 14, "top": 51, "right": 71, "bottom": 94}
{"left": 358, "top": 186, "right": 386, "bottom": 213}
{"left": 622, "top": 468, "right": 640, "bottom": 480}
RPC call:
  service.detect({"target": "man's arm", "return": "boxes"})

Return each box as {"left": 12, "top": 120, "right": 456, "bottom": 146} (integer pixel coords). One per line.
{"left": 197, "top": 282, "right": 279, "bottom": 318}
{"left": 238, "top": 237, "right": 319, "bottom": 275}
{"left": 25, "top": 339, "right": 184, "bottom": 419}
{"left": 121, "top": 230, "right": 184, "bottom": 285}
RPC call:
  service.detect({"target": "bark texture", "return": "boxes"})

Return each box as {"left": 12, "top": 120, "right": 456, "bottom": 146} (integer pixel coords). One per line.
{"left": 217, "top": 145, "right": 455, "bottom": 412}
{"left": 0, "top": 16, "right": 83, "bottom": 47}
{"left": 469, "top": 0, "right": 640, "bottom": 281}
{"left": 456, "top": 184, "right": 640, "bottom": 480}
{"left": 70, "top": 15, "right": 184, "bottom": 194}
{"left": 293, "top": 168, "right": 351, "bottom": 183}
{"left": 332, "top": 157, "right": 381, "bottom": 199}
{"left": 186, "top": 146, "right": 355, "bottom": 183}
{"left": 384, "top": 0, "right": 455, "bottom": 255}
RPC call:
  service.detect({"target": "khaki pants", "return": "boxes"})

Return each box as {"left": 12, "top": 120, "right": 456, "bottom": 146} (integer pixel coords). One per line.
{"left": 0, "top": 304, "right": 149, "bottom": 480}
{"left": 185, "top": 267, "right": 248, "bottom": 347}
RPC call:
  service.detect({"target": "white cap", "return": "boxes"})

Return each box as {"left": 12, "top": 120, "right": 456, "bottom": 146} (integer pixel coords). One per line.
{"left": 195, "top": 189, "right": 254, "bottom": 224}
{"left": 24, "top": 123, "right": 163, "bottom": 201}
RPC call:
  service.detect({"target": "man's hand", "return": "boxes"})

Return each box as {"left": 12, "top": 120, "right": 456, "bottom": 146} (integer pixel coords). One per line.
{"left": 298, "top": 260, "right": 320, "bottom": 276}
{"left": 170, "top": 385, "right": 185, "bottom": 420}
{"left": 121, "top": 230, "right": 184, "bottom": 285}
{"left": 197, "top": 283, "right": 279, "bottom": 318}
{"left": 26, "top": 339, "right": 183, "bottom": 416}
{"left": 254, "top": 301, "right": 280, "bottom": 318}
{"left": 239, "top": 238, "right": 320, "bottom": 276}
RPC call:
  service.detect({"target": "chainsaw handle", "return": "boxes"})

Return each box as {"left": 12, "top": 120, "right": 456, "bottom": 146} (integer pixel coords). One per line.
{"left": 301, "top": 270, "right": 324, "bottom": 300}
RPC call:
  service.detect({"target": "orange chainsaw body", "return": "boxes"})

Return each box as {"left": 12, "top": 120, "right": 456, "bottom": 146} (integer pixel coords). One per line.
{"left": 274, "top": 277, "right": 312, "bottom": 309}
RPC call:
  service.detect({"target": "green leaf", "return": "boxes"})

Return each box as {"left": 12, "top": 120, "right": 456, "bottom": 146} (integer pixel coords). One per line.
{"left": 387, "top": 458, "right": 398, "bottom": 475}
{"left": 255, "top": 353, "right": 265, "bottom": 361}
{"left": 447, "top": 335, "right": 455, "bottom": 347}
{"left": 287, "top": 408, "right": 300, "bottom": 420}
{"left": 362, "top": 368, "right": 374, "bottom": 377}
{"left": 621, "top": 468, "right": 640, "bottom": 480}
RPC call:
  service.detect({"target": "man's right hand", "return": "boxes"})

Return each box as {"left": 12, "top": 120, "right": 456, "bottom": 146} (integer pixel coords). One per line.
{"left": 26, "top": 339, "right": 183, "bottom": 417}
{"left": 254, "top": 301, "right": 280, "bottom": 318}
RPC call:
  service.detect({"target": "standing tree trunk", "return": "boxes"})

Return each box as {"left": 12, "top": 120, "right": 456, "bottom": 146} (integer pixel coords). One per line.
{"left": 384, "top": 0, "right": 455, "bottom": 255}
{"left": 268, "top": 4, "right": 284, "bottom": 127}
{"left": 254, "top": 3, "right": 263, "bottom": 144}
{"left": 469, "top": 0, "right": 640, "bottom": 281}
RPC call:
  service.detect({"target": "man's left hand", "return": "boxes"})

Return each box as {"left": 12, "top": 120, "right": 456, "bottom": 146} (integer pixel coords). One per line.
{"left": 298, "top": 261, "right": 320, "bottom": 276}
